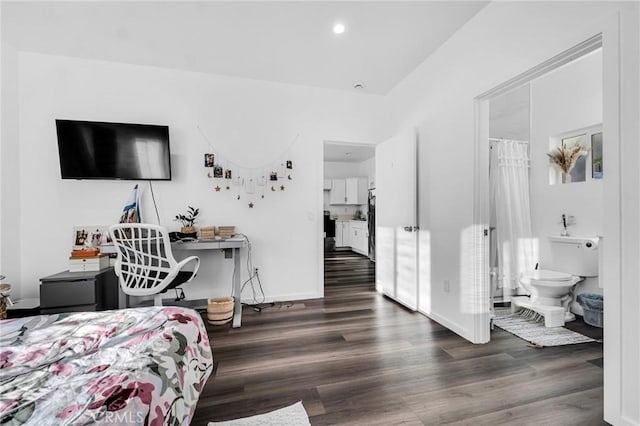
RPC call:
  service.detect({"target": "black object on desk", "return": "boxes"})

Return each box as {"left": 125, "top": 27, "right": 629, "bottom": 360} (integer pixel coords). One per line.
{"left": 40, "top": 268, "right": 120, "bottom": 314}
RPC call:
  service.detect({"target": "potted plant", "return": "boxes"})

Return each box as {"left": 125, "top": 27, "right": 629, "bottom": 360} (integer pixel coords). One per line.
{"left": 175, "top": 206, "right": 200, "bottom": 237}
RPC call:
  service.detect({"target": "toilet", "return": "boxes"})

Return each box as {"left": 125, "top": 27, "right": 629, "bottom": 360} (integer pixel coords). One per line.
{"left": 511, "top": 236, "right": 599, "bottom": 327}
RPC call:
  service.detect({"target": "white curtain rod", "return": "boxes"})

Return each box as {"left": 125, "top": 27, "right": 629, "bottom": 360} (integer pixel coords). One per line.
{"left": 489, "top": 138, "right": 529, "bottom": 144}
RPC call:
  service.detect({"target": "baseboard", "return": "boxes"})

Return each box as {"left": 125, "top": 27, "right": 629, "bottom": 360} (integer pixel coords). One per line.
{"left": 241, "top": 292, "right": 322, "bottom": 305}
{"left": 421, "top": 309, "right": 475, "bottom": 343}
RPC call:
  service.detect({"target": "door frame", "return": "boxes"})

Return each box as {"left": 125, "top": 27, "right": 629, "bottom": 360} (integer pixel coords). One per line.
{"left": 473, "top": 33, "right": 605, "bottom": 343}
{"left": 473, "top": 13, "right": 623, "bottom": 423}
{"left": 320, "top": 139, "right": 377, "bottom": 291}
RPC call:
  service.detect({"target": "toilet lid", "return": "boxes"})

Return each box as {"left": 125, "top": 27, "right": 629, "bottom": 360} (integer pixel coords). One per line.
{"left": 525, "top": 269, "right": 573, "bottom": 281}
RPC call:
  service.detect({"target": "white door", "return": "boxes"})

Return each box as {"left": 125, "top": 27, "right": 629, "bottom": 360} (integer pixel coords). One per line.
{"left": 375, "top": 129, "right": 419, "bottom": 310}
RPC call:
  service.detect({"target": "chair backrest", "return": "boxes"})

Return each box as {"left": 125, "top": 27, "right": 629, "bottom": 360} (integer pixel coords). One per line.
{"left": 109, "top": 223, "right": 179, "bottom": 296}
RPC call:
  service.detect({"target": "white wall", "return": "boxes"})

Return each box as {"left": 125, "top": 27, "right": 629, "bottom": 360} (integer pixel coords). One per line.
{"left": 530, "top": 50, "right": 603, "bottom": 314}
{"left": 0, "top": 41, "right": 21, "bottom": 299}
{"left": 386, "top": 2, "right": 638, "bottom": 424}
{"left": 9, "top": 52, "right": 387, "bottom": 304}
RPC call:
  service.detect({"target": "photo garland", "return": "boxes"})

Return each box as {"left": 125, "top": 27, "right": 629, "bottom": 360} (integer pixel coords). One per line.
{"left": 204, "top": 153, "right": 294, "bottom": 208}
{"left": 198, "top": 128, "right": 298, "bottom": 209}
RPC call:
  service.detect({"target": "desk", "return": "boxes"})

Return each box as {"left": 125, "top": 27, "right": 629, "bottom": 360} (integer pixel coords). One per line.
{"left": 172, "top": 238, "right": 247, "bottom": 328}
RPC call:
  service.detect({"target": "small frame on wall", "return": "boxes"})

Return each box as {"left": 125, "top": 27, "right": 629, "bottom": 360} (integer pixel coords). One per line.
{"left": 72, "top": 225, "right": 112, "bottom": 250}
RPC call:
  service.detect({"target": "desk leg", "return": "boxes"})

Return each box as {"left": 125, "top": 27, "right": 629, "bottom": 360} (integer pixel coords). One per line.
{"left": 232, "top": 247, "right": 242, "bottom": 328}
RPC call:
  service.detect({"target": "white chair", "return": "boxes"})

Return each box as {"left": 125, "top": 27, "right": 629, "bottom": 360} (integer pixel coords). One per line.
{"left": 109, "top": 223, "right": 200, "bottom": 306}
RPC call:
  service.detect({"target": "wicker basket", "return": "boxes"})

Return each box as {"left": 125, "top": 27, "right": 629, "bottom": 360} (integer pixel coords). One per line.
{"left": 0, "top": 283, "right": 11, "bottom": 320}
{"left": 207, "top": 297, "right": 234, "bottom": 325}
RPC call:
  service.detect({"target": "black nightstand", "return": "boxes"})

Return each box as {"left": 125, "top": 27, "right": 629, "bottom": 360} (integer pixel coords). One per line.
{"left": 40, "top": 268, "right": 122, "bottom": 314}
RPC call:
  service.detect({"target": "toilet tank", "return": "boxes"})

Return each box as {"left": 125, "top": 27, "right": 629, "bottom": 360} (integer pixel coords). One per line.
{"left": 549, "top": 236, "right": 599, "bottom": 277}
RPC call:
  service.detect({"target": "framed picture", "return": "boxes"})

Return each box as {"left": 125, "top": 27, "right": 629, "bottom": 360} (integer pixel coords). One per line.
{"left": 72, "top": 225, "right": 112, "bottom": 250}
{"left": 213, "top": 165, "right": 223, "bottom": 178}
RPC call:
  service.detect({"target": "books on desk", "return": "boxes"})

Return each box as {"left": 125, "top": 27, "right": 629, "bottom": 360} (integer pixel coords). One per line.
{"left": 199, "top": 226, "right": 216, "bottom": 240}
{"left": 218, "top": 226, "right": 235, "bottom": 239}
{"left": 70, "top": 248, "right": 100, "bottom": 258}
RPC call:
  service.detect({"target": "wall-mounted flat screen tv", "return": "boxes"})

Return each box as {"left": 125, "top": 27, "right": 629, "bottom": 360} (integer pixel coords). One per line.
{"left": 56, "top": 119, "right": 172, "bottom": 180}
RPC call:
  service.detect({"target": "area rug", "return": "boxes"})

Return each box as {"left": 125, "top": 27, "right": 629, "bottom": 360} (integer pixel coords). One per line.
{"left": 493, "top": 308, "right": 596, "bottom": 347}
{"left": 208, "top": 401, "right": 310, "bottom": 426}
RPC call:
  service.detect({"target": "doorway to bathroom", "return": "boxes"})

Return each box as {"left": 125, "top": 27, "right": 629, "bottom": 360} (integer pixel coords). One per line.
{"left": 474, "top": 32, "right": 615, "bottom": 344}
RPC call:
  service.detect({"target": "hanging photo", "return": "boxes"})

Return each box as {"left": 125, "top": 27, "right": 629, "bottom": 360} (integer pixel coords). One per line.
{"left": 213, "top": 165, "right": 223, "bottom": 178}
{"left": 245, "top": 178, "right": 256, "bottom": 194}
{"left": 286, "top": 160, "right": 293, "bottom": 169}
{"left": 257, "top": 175, "right": 267, "bottom": 186}
{"left": 270, "top": 172, "right": 278, "bottom": 181}
{"left": 204, "top": 153, "right": 215, "bottom": 168}
{"left": 224, "top": 169, "right": 232, "bottom": 179}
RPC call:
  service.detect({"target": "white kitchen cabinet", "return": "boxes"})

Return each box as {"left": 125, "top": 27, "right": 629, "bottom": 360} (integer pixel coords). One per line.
{"left": 329, "top": 177, "right": 367, "bottom": 205}
{"left": 335, "top": 221, "right": 350, "bottom": 247}
{"left": 350, "top": 221, "right": 368, "bottom": 255}
{"left": 346, "top": 177, "right": 368, "bottom": 205}
{"left": 329, "top": 179, "right": 347, "bottom": 204}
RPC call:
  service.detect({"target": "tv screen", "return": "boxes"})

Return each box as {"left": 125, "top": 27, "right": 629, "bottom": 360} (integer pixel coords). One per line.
{"left": 56, "top": 119, "right": 172, "bottom": 180}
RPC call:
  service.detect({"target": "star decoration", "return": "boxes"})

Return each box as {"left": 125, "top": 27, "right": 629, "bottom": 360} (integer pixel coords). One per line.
{"left": 214, "top": 185, "right": 221, "bottom": 192}
{"left": 280, "top": 185, "right": 285, "bottom": 191}
{"left": 226, "top": 186, "right": 230, "bottom": 190}
{"left": 249, "top": 202, "right": 254, "bottom": 208}
{"left": 261, "top": 195, "right": 265, "bottom": 199}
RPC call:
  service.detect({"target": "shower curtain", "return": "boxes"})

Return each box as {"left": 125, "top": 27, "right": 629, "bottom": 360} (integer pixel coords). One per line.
{"left": 490, "top": 140, "right": 535, "bottom": 295}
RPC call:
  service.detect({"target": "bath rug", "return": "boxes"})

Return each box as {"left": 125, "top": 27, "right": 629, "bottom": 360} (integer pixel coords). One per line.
{"left": 208, "top": 401, "right": 310, "bottom": 426}
{"left": 493, "top": 308, "right": 596, "bottom": 347}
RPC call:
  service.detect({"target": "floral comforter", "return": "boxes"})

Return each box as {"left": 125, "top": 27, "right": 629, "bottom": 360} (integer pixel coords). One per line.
{"left": 0, "top": 307, "right": 213, "bottom": 425}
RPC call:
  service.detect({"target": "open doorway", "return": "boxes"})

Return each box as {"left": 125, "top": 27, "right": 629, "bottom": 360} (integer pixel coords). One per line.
{"left": 323, "top": 141, "right": 376, "bottom": 291}
{"left": 476, "top": 35, "right": 609, "bottom": 344}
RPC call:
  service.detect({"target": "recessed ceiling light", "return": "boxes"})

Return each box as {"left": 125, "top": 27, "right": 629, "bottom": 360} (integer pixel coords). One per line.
{"left": 333, "top": 23, "right": 345, "bottom": 34}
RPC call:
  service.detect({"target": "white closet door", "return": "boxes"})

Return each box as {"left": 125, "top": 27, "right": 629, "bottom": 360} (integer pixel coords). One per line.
{"left": 375, "top": 129, "right": 419, "bottom": 310}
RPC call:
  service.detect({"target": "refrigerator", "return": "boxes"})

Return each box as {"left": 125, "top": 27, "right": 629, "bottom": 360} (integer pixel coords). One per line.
{"left": 368, "top": 189, "right": 376, "bottom": 261}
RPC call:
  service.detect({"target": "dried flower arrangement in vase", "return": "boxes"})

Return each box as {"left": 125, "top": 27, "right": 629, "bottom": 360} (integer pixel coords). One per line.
{"left": 547, "top": 144, "right": 588, "bottom": 183}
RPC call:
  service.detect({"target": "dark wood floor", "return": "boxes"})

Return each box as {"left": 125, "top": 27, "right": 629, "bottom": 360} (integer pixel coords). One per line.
{"left": 191, "top": 250, "right": 604, "bottom": 425}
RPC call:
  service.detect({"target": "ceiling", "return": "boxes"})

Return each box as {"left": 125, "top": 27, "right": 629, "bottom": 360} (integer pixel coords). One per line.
{"left": 1, "top": 1, "right": 487, "bottom": 95}
{"left": 324, "top": 142, "right": 375, "bottom": 163}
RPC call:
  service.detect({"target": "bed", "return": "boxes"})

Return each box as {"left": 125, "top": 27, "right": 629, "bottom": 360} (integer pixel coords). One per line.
{"left": 0, "top": 306, "right": 214, "bottom": 425}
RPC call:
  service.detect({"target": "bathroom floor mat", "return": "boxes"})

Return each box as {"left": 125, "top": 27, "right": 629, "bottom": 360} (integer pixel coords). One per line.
{"left": 493, "top": 308, "right": 597, "bottom": 347}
